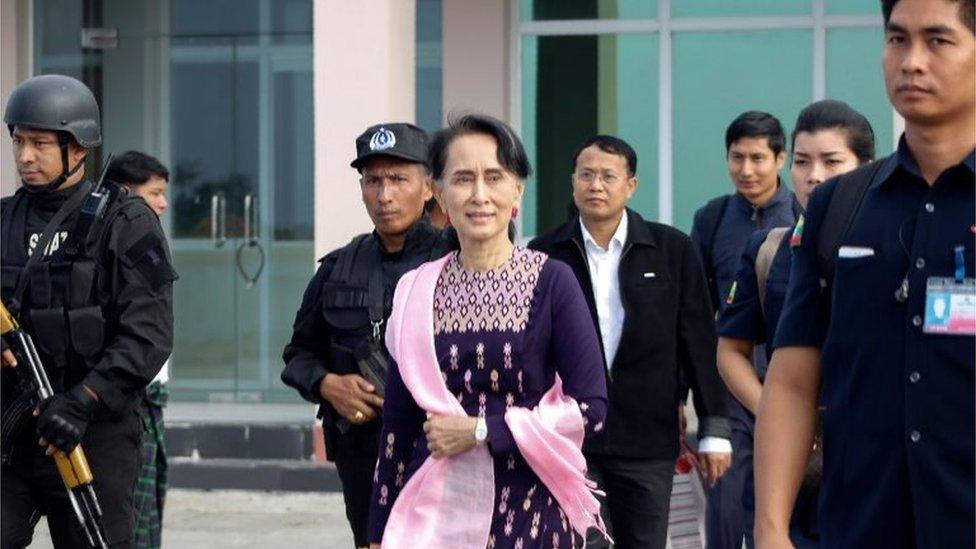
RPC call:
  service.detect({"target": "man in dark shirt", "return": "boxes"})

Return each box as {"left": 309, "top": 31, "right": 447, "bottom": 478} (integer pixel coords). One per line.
{"left": 281, "top": 123, "right": 450, "bottom": 548}
{"left": 755, "top": 1, "right": 975, "bottom": 547}
{"left": 690, "top": 111, "right": 798, "bottom": 549}
{"left": 1, "top": 75, "right": 175, "bottom": 548}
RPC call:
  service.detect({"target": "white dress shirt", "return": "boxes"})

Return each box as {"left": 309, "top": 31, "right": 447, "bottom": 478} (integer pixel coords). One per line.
{"left": 579, "top": 214, "right": 731, "bottom": 455}
{"left": 579, "top": 215, "right": 628, "bottom": 371}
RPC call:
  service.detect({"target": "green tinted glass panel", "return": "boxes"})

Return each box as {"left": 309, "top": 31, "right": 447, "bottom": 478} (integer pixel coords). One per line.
{"left": 521, "top": 33, "right": 658, "bottom": 237}
{"left": 826, "top": 28, "right": 894, "bottom": 156}
{"left": 673, "top": 0, "right": 809, "bottom": 17}
{"left": 825, "top": 0, "right": 880, "bottom": 15}
{"left": 521, "top": 0, "right": 656, "bottom": 21}
{"left": 672, "top": 30, "right": 812, "bottom": 234}
{"left": 521, "top": 35, "right": 539, "bottom": 237}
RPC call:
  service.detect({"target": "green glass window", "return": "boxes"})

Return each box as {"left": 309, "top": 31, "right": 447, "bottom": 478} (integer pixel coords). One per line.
{"left": 521, "top": 33, "right": 658, "bottom": 237}
{"left": 825, "top": 0, "right": 881, "bottom": 15}
{"left": 827, "top": 27, "right": 894, "bottom": 156}
{"left": 672, "top": 0, "right": 810, "bottom": 18}
{"left": 521, "top": 0, "right": 656, "bottom": 22}
{"left": 671, "top": 30, "right": 812, "bottom": 233}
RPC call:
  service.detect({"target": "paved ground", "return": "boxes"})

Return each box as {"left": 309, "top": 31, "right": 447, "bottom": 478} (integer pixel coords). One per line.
{"left": 30, "top": 489, "right": 353, "bottom": 548}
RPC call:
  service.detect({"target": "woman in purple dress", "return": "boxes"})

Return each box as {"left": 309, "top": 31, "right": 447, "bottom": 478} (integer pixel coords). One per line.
{"left": 367, "top": 114, "right": 608, "bottom": 549}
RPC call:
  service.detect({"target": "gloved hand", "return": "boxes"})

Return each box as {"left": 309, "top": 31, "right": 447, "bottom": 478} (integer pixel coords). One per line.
{"left": 35, "top": 384, "right": 100, "bottom": 453}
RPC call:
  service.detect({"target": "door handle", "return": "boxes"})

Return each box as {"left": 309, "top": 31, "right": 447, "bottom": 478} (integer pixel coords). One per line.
{"left": 237, "top": 193, "right": 265, "bottom": 288}
{"left": 243, "top": 193, "right": 258, "bottom": 245}
{"left": 210, "top": 194, "right": 227, "bottom": 248}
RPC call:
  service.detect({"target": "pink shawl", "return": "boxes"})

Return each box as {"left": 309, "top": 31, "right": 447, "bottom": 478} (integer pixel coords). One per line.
{"left": 380, "top": 253, "right": 608, "bottom": 548}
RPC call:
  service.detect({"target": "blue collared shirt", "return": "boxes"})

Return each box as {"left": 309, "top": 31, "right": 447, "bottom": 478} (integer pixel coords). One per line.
{"left": 774, "top": 136, "right": 975, "bottom": 548}
{"left": 694, "top": 181, "right": 798, "bottom": 317}
{"left": 718, "top": 225, "right": 793, "bottom": 373}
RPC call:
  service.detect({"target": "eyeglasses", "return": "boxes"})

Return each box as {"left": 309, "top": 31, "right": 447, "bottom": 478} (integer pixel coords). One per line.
{"left": 573, "top": 169, "right": 625, "bottom": 186}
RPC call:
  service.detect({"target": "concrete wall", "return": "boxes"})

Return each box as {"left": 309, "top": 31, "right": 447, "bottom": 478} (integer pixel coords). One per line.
{"left": 442, "top": 0, "right": 510, "bottom": 123}
{"left": 1, "top": 0, "right": 32, "bottom": 197}
{"left": 313, "top": 0, "right": 417, "bottom": 260}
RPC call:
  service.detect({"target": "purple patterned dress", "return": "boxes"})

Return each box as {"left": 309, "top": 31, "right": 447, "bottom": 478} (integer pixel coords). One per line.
{"left": 368, "top": 248, "right": 608, "bottom": 548}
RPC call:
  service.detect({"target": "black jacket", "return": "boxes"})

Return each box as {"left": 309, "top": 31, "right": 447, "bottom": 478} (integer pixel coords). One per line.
{"left": 1, "top": 183, "right": 176, "bottom": 417}
{"left": 280, "top": 219, "right": 453, "bottom": 459}
{"left": 529, "top": 208, "right": 729, "bottom": 459}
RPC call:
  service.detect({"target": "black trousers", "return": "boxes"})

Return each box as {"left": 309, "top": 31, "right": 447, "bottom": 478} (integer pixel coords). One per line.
{"left": 329, "top": 423, "right": 380, "bottom": 548}
{"left": 585, "top": 454, "right": 676, "bottom": 549}
{"left": 1, "top": 407, "right": 143, "bottom": 549}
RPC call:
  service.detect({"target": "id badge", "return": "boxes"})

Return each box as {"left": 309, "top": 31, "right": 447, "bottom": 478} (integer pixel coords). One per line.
{"left": 923, "top": 277, "right": 976, "bottom": 336}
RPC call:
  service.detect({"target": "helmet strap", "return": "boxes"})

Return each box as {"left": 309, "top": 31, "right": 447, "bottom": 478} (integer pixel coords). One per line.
{"left": 23, "top": 133, "right": 85, "bottom": 193}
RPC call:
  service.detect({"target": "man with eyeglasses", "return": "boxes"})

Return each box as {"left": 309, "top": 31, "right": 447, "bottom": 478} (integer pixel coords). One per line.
{"left": 530, "top": 135, "right": 731, "bottom": 549}
{"left": 281, "top": 122, "right": 453, "bottom": 548}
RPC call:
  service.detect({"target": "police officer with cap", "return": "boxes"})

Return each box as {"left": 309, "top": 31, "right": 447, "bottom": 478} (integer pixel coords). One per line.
{"left": 282, "top": 122, "right": 452, "bottom": 548}
{"left": 0, "top": 74, "right": 176, "bottom": 548}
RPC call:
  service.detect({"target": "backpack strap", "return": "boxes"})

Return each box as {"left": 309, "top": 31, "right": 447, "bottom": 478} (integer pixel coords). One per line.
{"left": 755, "top": 227, "right": 789, "bottom": 317}
{"left": 816, "top": 161, "right": 884, "bottom": 290}
{"left": 699, "top": 194, "right": 731, "bottom": 310}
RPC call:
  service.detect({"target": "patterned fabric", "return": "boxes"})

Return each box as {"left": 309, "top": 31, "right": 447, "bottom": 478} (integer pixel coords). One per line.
{"left": 434, "top": 248, "right": 545, "bottom": 334}
{"left": 133, "top": 381, "right": 168, "bottom": 549}
{"left": 370, "top": 248, "right": 609, "bottom": 548}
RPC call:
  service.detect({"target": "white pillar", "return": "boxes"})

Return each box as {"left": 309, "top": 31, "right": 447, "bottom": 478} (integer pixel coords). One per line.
{"left": 313, "top": 0, "right": 417, "bottom": 260}
{"left": 1, "top": 0, "right": 33, "bottom": 198}
{"left": 442, "top": 0, "right": 510, "bottom": 122}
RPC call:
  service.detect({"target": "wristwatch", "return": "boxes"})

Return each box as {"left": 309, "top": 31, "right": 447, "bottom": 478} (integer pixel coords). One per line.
{"left": 474, "top": 414, "right": 488, "bottom": 444}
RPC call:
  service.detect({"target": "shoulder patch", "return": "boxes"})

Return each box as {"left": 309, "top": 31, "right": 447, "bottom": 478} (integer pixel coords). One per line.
{"left": 725, "top": 280, "right": 738, "bottom": 305}
{"left": 120, "top": 230, "right": 178, "bottom": 291}
{"left": 790, "top": 215, "right": 805, "bottom": 247}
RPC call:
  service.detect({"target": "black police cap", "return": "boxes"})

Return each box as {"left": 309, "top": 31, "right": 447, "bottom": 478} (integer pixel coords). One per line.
{"left": 350, "top": 122, "right": 429, "bottom": 171}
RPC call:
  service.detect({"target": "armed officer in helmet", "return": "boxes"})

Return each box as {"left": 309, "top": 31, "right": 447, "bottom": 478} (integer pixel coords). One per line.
{"left": 282, "top": 123, "right": 452, "bottom": 548}
{"left": 0, "top": 75, "right": 176, "bottom": 548}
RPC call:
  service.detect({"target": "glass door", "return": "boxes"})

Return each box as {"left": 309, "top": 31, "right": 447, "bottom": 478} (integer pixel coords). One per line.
{"left": 33, "top": 0, "right": 314, "bottom": 403}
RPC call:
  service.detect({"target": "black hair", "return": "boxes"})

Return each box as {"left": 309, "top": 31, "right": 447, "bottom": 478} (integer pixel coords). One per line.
{"left": 791, "top": 100, "right": 876, "bottom": 164}
{"left": 570, "top": 135, "right": 638, "bottom": 176}
{"left": 105, "top": 150, "right": 169, "bottom": 185}
{"left": 428, "top": 113, "right": 532, "bottom": 181}
{"left": 882, "top": 0, "right": 975, "bottom": 34}
{"left": 725, "top": 111, "right": 786, "bottom": 156}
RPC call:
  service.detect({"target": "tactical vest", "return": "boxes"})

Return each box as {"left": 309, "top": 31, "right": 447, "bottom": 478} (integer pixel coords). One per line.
{"left": 320, "top": 227, "right": 455, "bottom": 377}
{"left": 0, "top": 184, "right": 131, "bottom": 391}
{"left": 320, "top": 233, "right": 386, "bottom": 378}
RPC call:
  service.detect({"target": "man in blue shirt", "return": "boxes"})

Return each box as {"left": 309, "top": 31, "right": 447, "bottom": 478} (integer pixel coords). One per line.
{"left": 717, "top": 100, "right": 877, "bottom": 548}
{"left": 754, "top": 1, "right": 975, "bottom": 548}
{"left": 690, "top": 111, "right": 798, "bottom": 549}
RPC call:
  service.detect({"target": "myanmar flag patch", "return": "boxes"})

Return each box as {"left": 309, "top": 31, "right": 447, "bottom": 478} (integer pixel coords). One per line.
{"left": 725, "top": 280, "right": 738, "bottom": 305}
{"left": 790, "top": 215, "right": 805, "bottom": 247}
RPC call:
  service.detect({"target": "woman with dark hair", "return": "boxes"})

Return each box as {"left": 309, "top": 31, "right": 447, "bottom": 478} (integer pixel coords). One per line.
{"left": 367, "top": 114, "right": 609, "bottom": 548}
{"left": 716, "top": 99, "right": 875, "bottom": 548}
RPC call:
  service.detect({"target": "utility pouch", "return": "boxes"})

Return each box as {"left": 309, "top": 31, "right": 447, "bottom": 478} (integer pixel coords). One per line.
{"left": 321, "top": 283, "right": 370, "bottom": 331}
{"left": 27, "top": 307, "right": 69, "bottom": 357}
{"left": 67, "top": 306, "right": 105, "bottom": 357}
{"left": 354, "top": 339, "right": 388, "bottom": 398}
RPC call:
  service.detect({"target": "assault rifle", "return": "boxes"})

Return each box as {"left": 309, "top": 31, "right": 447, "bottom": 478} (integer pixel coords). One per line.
{"left": 0, "top": 301, "right": 108, "bottom": 548}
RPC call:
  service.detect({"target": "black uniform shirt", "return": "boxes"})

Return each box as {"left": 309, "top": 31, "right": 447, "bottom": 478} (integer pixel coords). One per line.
{"left": 718, "top": 225, "right": 793, "bottom": 368}
{"left": 1, "top": 183, "right": 176, "bottom": 414}
{"left": 281, "top": 218, "right": 449, "bottom": 405}
{"left": 773, "top": 137, "right": 975, "bottom": 548}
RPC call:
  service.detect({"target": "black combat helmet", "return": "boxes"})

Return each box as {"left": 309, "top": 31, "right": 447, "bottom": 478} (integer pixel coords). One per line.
{"left": 4, "top": 74, "right": 101, "bottom": 191}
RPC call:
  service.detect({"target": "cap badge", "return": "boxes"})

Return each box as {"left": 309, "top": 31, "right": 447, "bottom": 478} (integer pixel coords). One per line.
{"left": 369, "top": 127, "right": 396, "bottom": 151}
